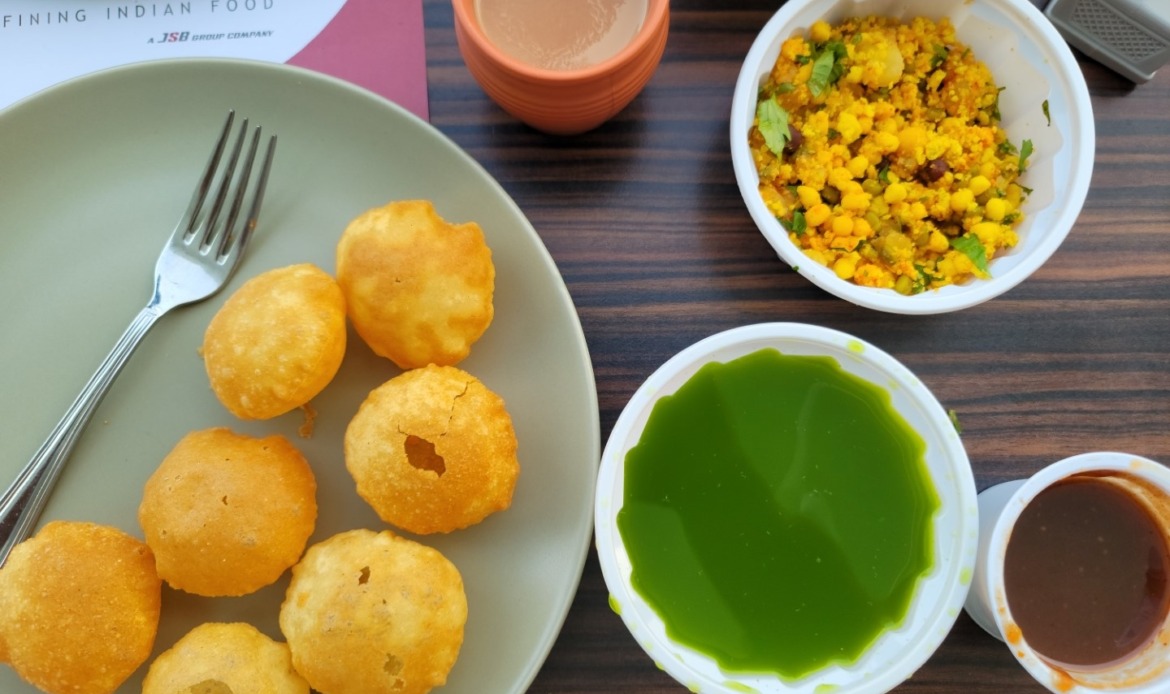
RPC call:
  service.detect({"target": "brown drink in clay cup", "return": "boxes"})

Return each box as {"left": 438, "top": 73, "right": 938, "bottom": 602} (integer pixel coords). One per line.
{"left": 964, "top": 451, "right": 1170, "bottom": 693}
{"left": 451, "top": 0, "right": 669, "bottom": 135}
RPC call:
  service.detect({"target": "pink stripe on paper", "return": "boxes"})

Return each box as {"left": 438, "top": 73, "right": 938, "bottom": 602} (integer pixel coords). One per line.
{"left": 288, "top": 0, "right": 429, "bottom": 120}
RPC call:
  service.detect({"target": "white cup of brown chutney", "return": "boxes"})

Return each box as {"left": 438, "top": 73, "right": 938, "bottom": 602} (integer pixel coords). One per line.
{"left": 964, "top": 452, "right": 1170, "bottom": 693}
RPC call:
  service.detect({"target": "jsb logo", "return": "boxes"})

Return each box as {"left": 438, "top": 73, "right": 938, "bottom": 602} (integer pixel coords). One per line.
{"left": 160, "top": 31, "right": 189, "bottom": 42}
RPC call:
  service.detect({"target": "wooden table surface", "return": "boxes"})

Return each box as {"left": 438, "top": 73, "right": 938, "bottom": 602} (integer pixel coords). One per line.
{"left": 421, "top": 1, "right": 1170, "bottom": 691}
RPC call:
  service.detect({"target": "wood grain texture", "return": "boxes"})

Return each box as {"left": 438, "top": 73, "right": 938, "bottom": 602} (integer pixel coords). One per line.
{"left": 423, "top": 1, "right": 1170, "bottom": 690}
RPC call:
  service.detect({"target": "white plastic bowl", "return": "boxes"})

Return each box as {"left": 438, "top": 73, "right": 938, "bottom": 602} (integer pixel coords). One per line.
{"left": 730, "top": 0, "right": 1095, "bottom": 314}
{"left": 595, "top": 323, "right": 979, "bottom": 693}
{"left": 965, "top": 452, "right": 1170, "bottom": 693}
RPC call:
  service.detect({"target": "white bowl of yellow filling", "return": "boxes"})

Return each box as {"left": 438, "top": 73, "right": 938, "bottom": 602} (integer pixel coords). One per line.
{"left": 730, "top": 0, "right": 1094, "bottom": 314}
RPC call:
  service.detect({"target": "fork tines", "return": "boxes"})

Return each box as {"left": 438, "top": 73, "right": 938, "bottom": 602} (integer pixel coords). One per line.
{"left": 183, "top": 110, "right": 277, "bottom": 263}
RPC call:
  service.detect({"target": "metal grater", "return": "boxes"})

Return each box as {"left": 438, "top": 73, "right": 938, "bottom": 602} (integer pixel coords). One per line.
{"left": 1039, "top": 0, "right": 1170, "bottom": 83}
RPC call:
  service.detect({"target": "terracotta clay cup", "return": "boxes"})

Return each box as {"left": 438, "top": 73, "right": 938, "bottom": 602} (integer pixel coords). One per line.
{"left": 451, "top": 0, "right": 670, "bottom": 135}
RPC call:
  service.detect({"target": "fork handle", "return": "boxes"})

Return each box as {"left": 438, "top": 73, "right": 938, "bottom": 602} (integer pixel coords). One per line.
{"left": 0, "top": 306, "right": 165, "bottom": 566}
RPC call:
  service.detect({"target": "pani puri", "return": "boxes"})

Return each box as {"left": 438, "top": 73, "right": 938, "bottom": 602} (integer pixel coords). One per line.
{"left": 202, "top": 263, "right": 346, "bottom": 420}
{"left": 0, "top": 520, "right": 161, "bottom": 694}
{"left": 345, "top": 364, "right": 520, "bottom": 534}
{"left": 336, "top": 199, "right": 495, "bottom": 369}
{"left": 142, "top": 622, "right": 309, "bottom": 694}
{"left": 279, "top": 529, "right": 467, "bottom": 694}
{"left": 138, "top": 427, "right": 318, "bottom": 597}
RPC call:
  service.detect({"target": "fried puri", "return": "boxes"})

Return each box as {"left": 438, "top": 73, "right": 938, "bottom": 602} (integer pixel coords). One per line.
{"left": 138, "top": 427, "right": 318, "bottom": 597}
{"left": 203, "top": 263, "right": 346, "bottom": 420}
{"left": 345, "top": 364, "right": 519, "bottom": 534}
{"left": 279, "top": 529, "right": 467, "bottom": 694}
{"left": 336, "top": 200, "right": 495, "bottom": 369}
{"left": 142, "top": 622, "right": 309, "bottom": 694}
{"left": 0, "top": 521, "right": 161, "bottom": 694}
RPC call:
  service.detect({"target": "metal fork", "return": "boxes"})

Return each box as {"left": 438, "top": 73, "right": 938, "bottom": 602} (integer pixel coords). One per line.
{"left": 0, "top": 111, "right": 277, "bottom": 566}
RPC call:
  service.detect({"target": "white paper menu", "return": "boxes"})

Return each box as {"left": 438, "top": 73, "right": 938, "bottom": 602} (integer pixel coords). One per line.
{"left": 0, "top": 0, "right": 429, "bottom": 119}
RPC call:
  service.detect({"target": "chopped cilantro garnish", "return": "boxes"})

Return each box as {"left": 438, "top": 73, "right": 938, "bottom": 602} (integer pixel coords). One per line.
{"left": 1042, "top": 99, "right": 1051, "bottom": 126}
{"left": 1019, "top": 139, "right": 1033, "bottom": 173}
{"left": 808, "top": 40, "right": 847, "bottom": 98}
{"left": 756, "top": 96, "right": 791, "bottom": 157}
{"left": 877, "top": 165, "right": 891, "bottom": 184}
{"left": 809, "top": 52, "right": 836, "bottom": 97}
{"left": 788, "top": 209, "right": 807, "bottom": 236}
{"left": 951, "top": 234, "right": 990, "bottom": 276}
{"left": 948, "top": 409, "right": 963, "bottom": 434}
{"left": 827, "top": 128, "right": 841, "bottom": 140}
{"left": 914, "top": 263, "right": 936, "bottom": 280}
{"left": 990, "top": 86, "right": 1006, "bottom": 122}
{"left": 912, "top": 263, "right": 938, "bottom": 293}
{"left": 930, "top": 44, "right": 949, "bottom": 70}
{"left": 997, "top": 140, "right": 1017, "bottom": 156}
{"left": 777, "top": 82, "right": 796, "bottom": 94}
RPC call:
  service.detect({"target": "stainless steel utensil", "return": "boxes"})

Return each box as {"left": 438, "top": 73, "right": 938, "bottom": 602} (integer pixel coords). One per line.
{"left": 0, "top": 111, "right": 277, "bottom": 566}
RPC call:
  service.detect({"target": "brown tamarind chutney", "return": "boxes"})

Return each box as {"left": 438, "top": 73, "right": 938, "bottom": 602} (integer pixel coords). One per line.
{"left": 1003, "top": 475, "right": 1170, "bottom": 669}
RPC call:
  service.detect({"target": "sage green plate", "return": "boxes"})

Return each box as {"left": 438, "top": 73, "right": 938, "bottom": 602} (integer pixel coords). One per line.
{"left": 0, "top": 58, "right": 598, "bottom": 693}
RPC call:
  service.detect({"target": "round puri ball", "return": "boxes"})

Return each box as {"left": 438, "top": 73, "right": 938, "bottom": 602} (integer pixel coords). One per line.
{"left": 345, "top": 364, "right": 519, "bottom": 534}
{"left": 143, "top": 622, "right": 309, "bottom": 694}
{"left": 336, "top": 199, "right": 495, "bottom": 369}
{"left": 279, "top": 529, "right": 467, "bottom": 694}
{"left": 138, "top": 427, "right": 318, "bottom": 597}
{"left": 0, "top": 521, "right": 161, "bottom": 694}
{"left": 203, "top": 263, "right": 346, "bottom": 420}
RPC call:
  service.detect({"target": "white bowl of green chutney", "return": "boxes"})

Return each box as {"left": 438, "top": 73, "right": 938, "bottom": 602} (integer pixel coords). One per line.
{"left": 595, "top": 323, "right": 979, "bottom": 693}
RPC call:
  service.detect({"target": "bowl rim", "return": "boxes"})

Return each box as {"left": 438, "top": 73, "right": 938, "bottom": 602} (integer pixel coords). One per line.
{"left": 595, "top": 322, "right": 979, "bottom": 693}
{"left": 728, "top": 0, "right": 1096, "bottom": 314}
{"left": 451, "top": 0, "right": 670, "bottom": 83}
